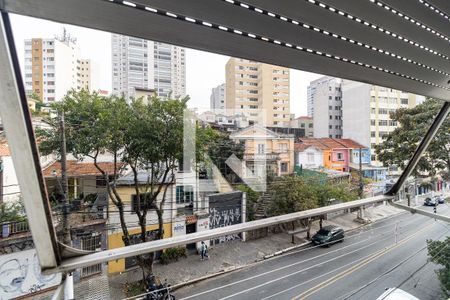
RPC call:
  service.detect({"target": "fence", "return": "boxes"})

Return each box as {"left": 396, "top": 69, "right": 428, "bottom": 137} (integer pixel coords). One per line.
{"left": 79, "top": 234, "right": 103, "bottom": 278}
{"left": 1, "top": 220, "right": 29, "bottom": 238}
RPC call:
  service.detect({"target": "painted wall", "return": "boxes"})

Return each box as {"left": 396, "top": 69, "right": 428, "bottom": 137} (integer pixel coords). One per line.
{"left": 107, "top": 223, "right": 172, "bottom": 273}
{"left": 324, "top": 149, "right": 349, "bottom": 172}
{"left": 108, "top": 185, "right": 175, "bottom": 229}
{"left": 350, "top": 148, "right": 371, "bottom": 165}
{"left": 209, "top": 192, "right": 243, "bottom": 245}
{"left": 0, "top": 249, "right": 62, "bottom": 299}
{"left": 296, "top": 147, "right": 324, "bottom": 169}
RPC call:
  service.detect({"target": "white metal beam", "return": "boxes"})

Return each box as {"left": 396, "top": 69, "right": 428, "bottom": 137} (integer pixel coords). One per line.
{"left": 0, "top": 12, "right": 59, "bottom": 269}
{"left": 43, "top": 195, "right": 392, "bottom": 274}
{"left": 392, "top": 203, "right": 450, "bottom": 223}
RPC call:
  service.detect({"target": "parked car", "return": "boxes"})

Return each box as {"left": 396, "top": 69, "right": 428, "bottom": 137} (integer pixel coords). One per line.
{"left": 435, "top": 195, "right": 445, "bottom": 204}
{"left": 311, "top": 225, "right": 344, "bottom": 246}
{"left": 424, "top": 197, "right": 438, "bottom": 206}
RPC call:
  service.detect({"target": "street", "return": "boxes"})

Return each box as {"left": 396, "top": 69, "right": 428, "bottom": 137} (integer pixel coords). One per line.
{"left": 175, "top": 204, "right": 450, "bottom": 300}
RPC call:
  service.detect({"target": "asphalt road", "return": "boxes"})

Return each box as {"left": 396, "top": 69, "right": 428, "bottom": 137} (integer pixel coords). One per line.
{"left": 175, "top": 204, "right": 450, "bottom": 300}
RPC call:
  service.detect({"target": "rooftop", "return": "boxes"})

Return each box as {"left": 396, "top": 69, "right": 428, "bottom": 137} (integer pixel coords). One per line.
{"left": 42, "top": 160, "right": 120, "bottom": 178}
{"left": 295, "top": 138, "right": 366, "bottom": 151}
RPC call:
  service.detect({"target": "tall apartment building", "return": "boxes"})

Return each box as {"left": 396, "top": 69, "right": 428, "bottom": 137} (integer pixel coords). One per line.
{"left": 24, "top": 36, "right": 92, "bottom": 103}
{"left": 309, "top": 76, "right": 342, "bottom": 138}
{"left": 225, "top": 58, "right": 290, "bottom": 127}
{"left": 111, "top": 35, "right": 186, "bottom": 99}
{"left": 210, "top": 83, "right": 226, "bottom": 110}
{"left": 342, "top": 80, "right": 422, "bottom": 165}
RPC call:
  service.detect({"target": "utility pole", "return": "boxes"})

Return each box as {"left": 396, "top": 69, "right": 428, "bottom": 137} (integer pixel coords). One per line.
{"left": 60, "top": 112, "right": 70, "bottom": 244}
{"left": 358, "top": 148, "right": 364, "bottom": 198}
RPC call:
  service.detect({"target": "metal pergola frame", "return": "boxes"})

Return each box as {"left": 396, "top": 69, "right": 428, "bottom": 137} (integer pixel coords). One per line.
{"left": 1, "top": 0, "right": 450, "bottom": 294}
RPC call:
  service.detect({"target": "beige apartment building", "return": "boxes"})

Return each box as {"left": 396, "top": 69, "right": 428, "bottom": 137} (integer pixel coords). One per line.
{"left": 290, "top": 116, "right": 314, "bottom": 137}
{"left": 225, "top": 58, "right": 290, "bottom": 127}
{"left": 24, "top": 35, "right": 95, "bottom": 103}
{"left": 342, "top": 80, "right": 423, "bottom": 166}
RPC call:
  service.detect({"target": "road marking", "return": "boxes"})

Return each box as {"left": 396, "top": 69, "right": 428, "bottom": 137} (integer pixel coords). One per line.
{"left": 261, "top": 248, "right": 387, "bottom": 300}
{"left": 179, "top": 214, "right": 429, "bottom": 300}
{"left": 179, "top": 237, "right": 374, "bottom": 300}
{"left": 292, "top": 221, "right": 436, "bottom": 300}
{"left": 213, "top": 237, "right": 395, "bottom": 300}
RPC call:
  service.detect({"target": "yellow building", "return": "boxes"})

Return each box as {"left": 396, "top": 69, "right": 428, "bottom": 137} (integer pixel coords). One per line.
{"left": 225, "top": 58, "right": 290, "bottom": 127}
{"left": 107, "top": 174, "right": 175, "bottom": 274}
{"left": 230, "top": 124, "right": 295, "bottom": 177}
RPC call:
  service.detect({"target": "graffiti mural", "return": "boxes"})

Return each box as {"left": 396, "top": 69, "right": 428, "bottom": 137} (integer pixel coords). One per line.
{"left": 0, "top": 249, "right": 61, "bottom": 299}
{"left": 209, "top": 191, "right": 243, "bottom": 245}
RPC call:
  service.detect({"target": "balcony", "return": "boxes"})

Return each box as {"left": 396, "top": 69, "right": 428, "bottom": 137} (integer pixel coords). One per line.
{"left": 244, "top": 153, "right": 280, "bottom": 161}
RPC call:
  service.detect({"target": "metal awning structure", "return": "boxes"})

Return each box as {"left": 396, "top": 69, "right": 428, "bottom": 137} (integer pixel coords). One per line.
{"left": 1, "top": 0, "right": 450, "bottom": 284}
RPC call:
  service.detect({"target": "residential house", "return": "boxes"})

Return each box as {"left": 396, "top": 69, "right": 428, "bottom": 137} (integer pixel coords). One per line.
{"left": 106, "top": 170, "right": 176, "bottom": 273}
{"left": 295, "top": 138, "right": 386, "bottom": 181}
{"left": 230, "top": 124, "right": 295, "bottom": 177}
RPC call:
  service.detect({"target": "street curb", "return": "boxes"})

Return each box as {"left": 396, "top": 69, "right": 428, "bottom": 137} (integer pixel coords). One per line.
{"left": 262, "top": 241, "right": 311, "bottom": 259}
{"left": 171, "top": 265, "right": 247, "bottom": 291}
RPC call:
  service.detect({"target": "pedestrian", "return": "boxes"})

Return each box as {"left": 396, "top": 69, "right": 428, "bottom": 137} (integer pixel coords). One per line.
{"left": 200, "top": 241, "right": 209, "bottom": 261}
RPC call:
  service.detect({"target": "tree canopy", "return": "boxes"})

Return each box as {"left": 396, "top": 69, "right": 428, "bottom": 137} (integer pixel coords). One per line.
{"left": 267, "top": 176, "right": 358, "bottom": 217}
{"left": 427, "top": 237, "right": 450, "bottom": 297}
{"left": 37, "top": 89, "right": 191, "bottom": 277}
{"left": 375, "top": 98, "right": 450, "bottom": 179}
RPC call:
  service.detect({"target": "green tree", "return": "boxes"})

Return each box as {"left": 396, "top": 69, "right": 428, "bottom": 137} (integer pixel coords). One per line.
{"left": 0, "top": 199, "right": 26, "bottom": 223}
{"left": 37, "top": 89, "right": 188, "bottom": 279}
{"left": 375, "top": 99, "right": 450, "bottom": 180}
{"left": 427, "top": 237, "right": 450, "bottom": 297}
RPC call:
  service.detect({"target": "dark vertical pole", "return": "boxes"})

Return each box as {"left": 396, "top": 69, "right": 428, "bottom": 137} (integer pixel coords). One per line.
{"left": 60, "top": 111, "right": 70, "bottom": 244}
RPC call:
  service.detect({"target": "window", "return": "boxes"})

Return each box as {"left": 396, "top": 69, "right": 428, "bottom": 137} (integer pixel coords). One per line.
{"left": 131, "top": 193, "right": 150, "bottom": 213}
{"left": 337, "top": 153, "right": 343, "bottom": 161}
{"left": 257, "top": 144, "right": 265, "bottom": 154}
{"left": 278, "top": 143, "right": 288, "bottom": 153}
{"left": 378, "top": 120, "right": 388, "bottom": 126}
{"left": 401, "top": 98, "right": 409, "bottom": 105}
{"left": 280, "top": 162, "right": 288, "bottom": 173}
{"left": 176, "top": 185, "right": 193, "bottom": 204}
{"left": 307, "top": 153, "right": 314, "bottom": 163}
{"left": 371, "top": 131, "right": 376, "bottom": 137}
{"left": 329, "top": 115, "right": 332, "bottom": 120}
{"left": 96, "top": 176, "right": 107, "bottom": 188}
{"left": 370, "top": 120, "right": 376, "bottom": 126}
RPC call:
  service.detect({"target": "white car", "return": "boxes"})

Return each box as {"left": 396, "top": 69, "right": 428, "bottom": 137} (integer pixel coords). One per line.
{"left": 376, "top": 288, "right": 420, "bottom": 300}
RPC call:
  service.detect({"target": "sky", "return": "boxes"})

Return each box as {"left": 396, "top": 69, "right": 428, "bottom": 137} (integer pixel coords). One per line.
{"left": 10, "top": 14, "right": 323, "bottom": 117}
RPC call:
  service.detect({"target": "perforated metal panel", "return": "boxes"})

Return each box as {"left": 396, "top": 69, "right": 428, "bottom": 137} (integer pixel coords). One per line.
{"left": 2, "top": 0, "right": 450, "bottom": 100}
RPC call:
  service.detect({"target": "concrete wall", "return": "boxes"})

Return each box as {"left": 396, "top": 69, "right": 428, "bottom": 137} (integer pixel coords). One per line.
{"left": 0, "top": 249, "right": 62, "bottom": 299}
{"left": 342, "top": 80, "right": 371, "bottom": 148}
{"left": 296, "top": 147, "right": 323, "bottom": 169}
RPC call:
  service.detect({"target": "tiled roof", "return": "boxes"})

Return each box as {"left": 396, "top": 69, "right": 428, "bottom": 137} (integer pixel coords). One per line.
{"left": 334, "top": 139, "right": 366, "bottom": 149}
{"left": 42, "top": 160, "right": 120, "bottom": 178}
{"left": 0, "top": 142, "right": 10, "bottom": 156}
{"left": 295, "top": 138, "right": 367, "bottom": 152}
{"left": 296, "top": 116, "right": 312, "bottom": 120}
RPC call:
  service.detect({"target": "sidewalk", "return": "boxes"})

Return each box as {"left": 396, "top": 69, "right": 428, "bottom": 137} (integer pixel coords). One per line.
{"left": 106, "top": 202, "right": 404, "bottom": 300}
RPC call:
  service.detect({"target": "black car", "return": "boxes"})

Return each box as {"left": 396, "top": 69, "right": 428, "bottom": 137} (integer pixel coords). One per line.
{"left": 311, "top": 225, "right": 344, "bottom": 246}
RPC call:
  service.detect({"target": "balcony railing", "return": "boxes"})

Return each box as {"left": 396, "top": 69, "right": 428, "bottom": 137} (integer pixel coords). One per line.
{"left": 244, "top": 153, "right": 279, "bottom": 161}
{"left": 0, "top": 220, "right": 29, "bottom": 238}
